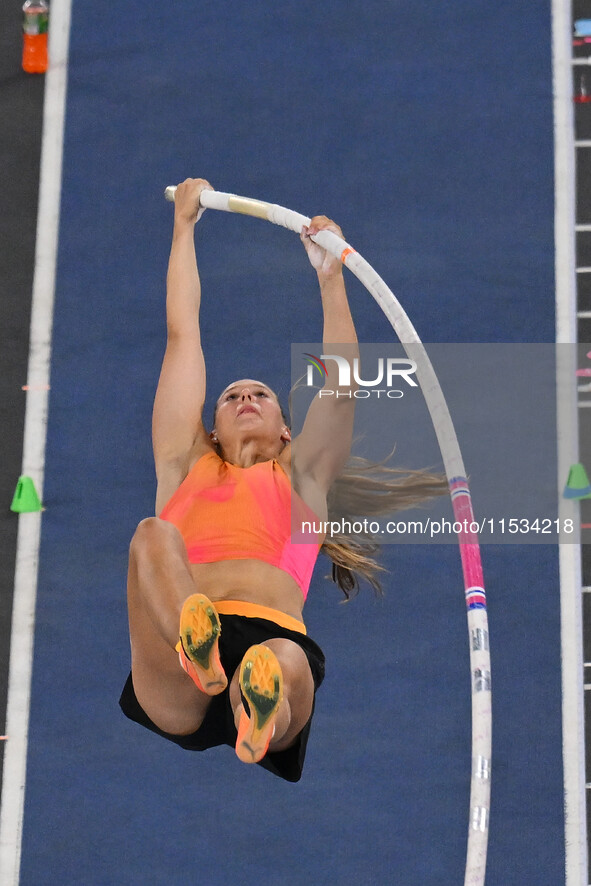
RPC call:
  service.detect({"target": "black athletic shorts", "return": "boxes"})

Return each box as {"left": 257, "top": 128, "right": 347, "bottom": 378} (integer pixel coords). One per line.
{"left": 119, "top": 612, "right": 325, "bottom": 783}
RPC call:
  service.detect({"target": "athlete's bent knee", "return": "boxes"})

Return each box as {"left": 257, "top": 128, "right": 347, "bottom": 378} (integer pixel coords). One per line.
{"left": 129, "top": 517, "right": 183, "bottom": 560}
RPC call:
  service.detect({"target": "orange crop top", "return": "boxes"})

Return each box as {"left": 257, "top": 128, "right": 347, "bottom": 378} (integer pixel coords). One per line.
{"left": 159, "top": 451, "right": 321, "bottom": 600}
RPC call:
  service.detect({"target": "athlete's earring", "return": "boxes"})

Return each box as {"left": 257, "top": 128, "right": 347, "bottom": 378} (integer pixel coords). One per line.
{"left": 281, "top": 427, "right": 291, "bottom": 442}
{"left": 211, "top": 431, "right": 218, "bottom": 443}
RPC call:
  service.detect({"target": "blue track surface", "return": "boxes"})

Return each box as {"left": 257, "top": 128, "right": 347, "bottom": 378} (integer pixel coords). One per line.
{"left": 20, "top": 2, "right": 562, "bottom": 883}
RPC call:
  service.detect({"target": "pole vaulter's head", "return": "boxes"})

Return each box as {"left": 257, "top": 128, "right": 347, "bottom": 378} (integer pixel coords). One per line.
{"left": 211, "top": 379, "right": 290, "bottom": 455}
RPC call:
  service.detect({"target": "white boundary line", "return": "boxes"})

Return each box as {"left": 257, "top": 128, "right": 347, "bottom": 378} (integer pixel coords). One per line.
{"left": 553, "top": 0, "right": 589, "bottom": 883}
{"left": 0, "top": 2, "right": 71, "bottom": 883}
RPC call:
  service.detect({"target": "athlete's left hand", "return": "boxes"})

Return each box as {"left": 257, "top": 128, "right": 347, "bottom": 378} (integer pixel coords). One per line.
{"left": 301, "top": 216, "right": 345, "bottom": 279}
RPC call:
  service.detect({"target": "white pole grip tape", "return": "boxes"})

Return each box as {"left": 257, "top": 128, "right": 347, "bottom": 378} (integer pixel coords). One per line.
{"left": 164, "top": 185, "right": 352, "bottom": 265}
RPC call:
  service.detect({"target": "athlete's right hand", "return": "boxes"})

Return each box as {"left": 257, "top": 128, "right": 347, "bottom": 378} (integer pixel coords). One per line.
{"left": 173, "top": 178, "right": 214, "bottom": 225}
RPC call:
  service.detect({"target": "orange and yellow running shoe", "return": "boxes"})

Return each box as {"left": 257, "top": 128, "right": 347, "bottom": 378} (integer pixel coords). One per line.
{"left": 177, "top": 593, "right": 228, "bottom": 695}
{"left": 236, "top": 644, "right": 284, "bottom": 764}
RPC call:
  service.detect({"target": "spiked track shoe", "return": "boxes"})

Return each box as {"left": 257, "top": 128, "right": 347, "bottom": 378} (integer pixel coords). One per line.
{"left": 177, "top": 594, "right": 227, "bottom": 695}
{"left": 236, "top": 644, "right": 284, "bottom": 764}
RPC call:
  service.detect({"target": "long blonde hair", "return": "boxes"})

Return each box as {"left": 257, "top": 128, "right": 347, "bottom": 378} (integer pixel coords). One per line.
{"left": 321, "top": 455, "right": 448, "bottom": 598}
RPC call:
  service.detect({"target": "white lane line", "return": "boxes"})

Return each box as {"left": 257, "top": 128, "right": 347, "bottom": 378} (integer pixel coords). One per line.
{"left": 554, "top": 0, "right": 590, "bottom": 882}
{"left": 0, "top": 1, "right": 72, "bottom": 883}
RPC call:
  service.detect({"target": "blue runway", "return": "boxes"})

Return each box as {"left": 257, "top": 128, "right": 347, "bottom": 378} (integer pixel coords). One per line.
{"left": 17, "top": 2, "right": 562, "bottom": 883}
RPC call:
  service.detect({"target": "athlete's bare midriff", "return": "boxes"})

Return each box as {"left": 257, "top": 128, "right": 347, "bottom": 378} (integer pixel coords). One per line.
{"left": 188, "top": 559, "right": 306, "bottom": 624}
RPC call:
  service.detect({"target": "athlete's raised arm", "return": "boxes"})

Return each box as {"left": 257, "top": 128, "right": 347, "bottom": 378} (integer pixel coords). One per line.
{"left": 152, "top": 178, "right": 214, "bottom": 513}
{"left": 288, "top": 216, "right": 359, "bottom": 498}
